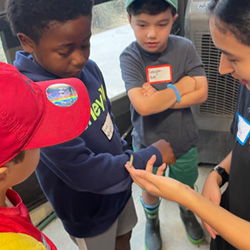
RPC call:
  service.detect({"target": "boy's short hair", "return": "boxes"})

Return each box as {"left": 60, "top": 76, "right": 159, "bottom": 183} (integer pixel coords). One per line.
{"left": 6, "top": 0, "right": 94, "bottom": 44}
{"left": 0, "top": 62, "right": 90, "bottom": 166}
{"left": 126, "top": 0, "right": 177, "bottom": 16}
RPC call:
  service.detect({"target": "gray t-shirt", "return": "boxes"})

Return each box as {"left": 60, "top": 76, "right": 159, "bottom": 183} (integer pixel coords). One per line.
{"left": 120, "top": 35, "right": 206, "bottom": 158}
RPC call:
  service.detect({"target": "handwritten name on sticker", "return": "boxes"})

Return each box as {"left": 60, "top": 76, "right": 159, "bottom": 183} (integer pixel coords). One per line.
{"left": 146, "top": 65, "right": 172, "bottom": 84}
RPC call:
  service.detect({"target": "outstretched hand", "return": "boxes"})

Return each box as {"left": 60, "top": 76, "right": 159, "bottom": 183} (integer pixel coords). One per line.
{"left": 125, "top": 155, "right": 181, "bottom": 201}
{"left": 125, "top": 155, "right": 165, "bottom": 195}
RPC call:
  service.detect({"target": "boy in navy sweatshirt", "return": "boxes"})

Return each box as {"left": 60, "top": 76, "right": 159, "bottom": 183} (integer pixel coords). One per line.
{"left": 6, "top": 0, "right": 176, "bottom": 249}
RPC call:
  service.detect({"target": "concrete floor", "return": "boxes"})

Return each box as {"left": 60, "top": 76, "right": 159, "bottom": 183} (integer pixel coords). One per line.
{"left": 42, "top": 165, "right": 213, "bottom": 250}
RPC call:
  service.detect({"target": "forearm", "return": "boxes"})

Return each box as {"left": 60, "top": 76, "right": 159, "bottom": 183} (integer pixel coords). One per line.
{"left": 128, "top": 76, "right": 196, "bottom": 116}
{"left": 128, "top": 87, "right": 177, "bottom": 116}
{"left": 205, "top": 151, "right": 232, "bottom": 188}
{"left": 171, "top": 76, "right": 208, "bottom": 109}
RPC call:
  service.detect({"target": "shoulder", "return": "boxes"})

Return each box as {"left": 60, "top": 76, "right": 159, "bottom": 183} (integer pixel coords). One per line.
{"left": 168, "top": 35, "right": 194, "bottom": 50}
{"left": 169, "top": 35, "right": 193, "bottom": 45}
{"left": 83, "top": 59, "right": 103, "bottom": 79}
{"left": 120, "top": 41, "right": 142, "bottom": 59}
{"left": 122, "top": 41, "right": 138, "bottom": 52}
{"left": 85, "top": 59, "right": 100, "bottom": 72}
{"left": 120, "top": 41, "right": 144, "bottom": 69}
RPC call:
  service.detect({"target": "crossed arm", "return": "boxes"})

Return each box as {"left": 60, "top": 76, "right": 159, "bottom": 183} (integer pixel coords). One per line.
{"left": 127, "top": 75, "right": 208, "bottom": 116}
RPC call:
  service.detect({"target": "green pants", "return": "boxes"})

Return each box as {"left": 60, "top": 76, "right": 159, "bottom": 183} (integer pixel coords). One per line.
{"left": 134, "top": 146, "right": 198, "bottom": 187}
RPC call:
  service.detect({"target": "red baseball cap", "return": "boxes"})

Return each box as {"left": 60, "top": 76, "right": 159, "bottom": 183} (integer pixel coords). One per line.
{"left": 0, "top": 62, "right": 90, "bottom": 166}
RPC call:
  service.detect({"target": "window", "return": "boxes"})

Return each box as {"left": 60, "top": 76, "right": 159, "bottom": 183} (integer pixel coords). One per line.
{"left": 90, "top": 0, "right": 135, "bottom": 98}
{"left": 0, "top": 36, "right": 7, "bottom": 62}
{"left": 0, "top": 0, "right": 134, "bottom": 98}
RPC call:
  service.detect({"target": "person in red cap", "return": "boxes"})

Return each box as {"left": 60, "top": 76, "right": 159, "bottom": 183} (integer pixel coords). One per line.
{"left": 0, "top": 62, "right": 90, "bottom": 250}
{"left": 6, "top": 0, "right": 176, "bottom": 249}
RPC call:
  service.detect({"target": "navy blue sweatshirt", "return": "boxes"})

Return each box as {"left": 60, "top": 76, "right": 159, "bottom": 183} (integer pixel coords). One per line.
{"left": 14, "top": 51, "right": 163, "bottom": 238}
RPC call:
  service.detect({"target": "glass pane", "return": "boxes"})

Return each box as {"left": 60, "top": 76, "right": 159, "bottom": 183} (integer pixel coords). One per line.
{"left": 92, "top": 0, "right": 127, "bottom": 35}
{"left": 90, "top": 0, "right": 135, "bottom": 99}
{"left": 0, "top": 36, "right": 7, "bottom": 62}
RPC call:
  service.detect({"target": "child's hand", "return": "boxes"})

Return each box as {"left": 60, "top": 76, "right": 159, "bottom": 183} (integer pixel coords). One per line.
{"left": 141, "top": 82, "right": 157, "bottom": 96}
{"left": 152, "top": 139, "right": 176, "bottom": 165}
{"left": 125, "top": 155, "right": 188, "bottom": 205}
{"left": 125, "top": 155, "right": 166, "bottom": 191}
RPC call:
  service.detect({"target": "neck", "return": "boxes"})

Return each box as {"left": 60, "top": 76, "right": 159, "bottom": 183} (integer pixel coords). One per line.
{"left": 0, "top": 188, "right": 9, "bottom": 207}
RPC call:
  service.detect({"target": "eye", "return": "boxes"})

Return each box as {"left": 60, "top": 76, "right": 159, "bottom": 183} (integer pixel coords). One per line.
{"left": 81, "top": 44, "right": 90, "bottom": 50}
{"left": 58, "top": 51, "right": 71, "bottom": 57}
{"left": 136, "top": 22, "right": 146, "bottom": 28}
{"left": 228, "top": 58, "right": 237, "bottom": 63}
{"left": 158, "top": 23, "right": 168, "bottom": 27}
{"left": 139, "top": 24, "right": 145, "bottom": 28}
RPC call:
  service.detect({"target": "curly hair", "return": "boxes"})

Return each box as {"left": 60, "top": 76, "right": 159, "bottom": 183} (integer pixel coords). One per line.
{"left": 208, "top": 0, "right": 250, "bottom": 46}
{"left": 6, "top": 0, "right": 94, "bottom": 44}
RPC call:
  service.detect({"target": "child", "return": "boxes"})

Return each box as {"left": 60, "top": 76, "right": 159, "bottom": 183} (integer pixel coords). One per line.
{"left": 119, "top": 0, "right": 208, "bottom": 248}
{"left": 125, "top": 0, "right": 250, "bottom": 249}
{"left": 6, "top": 0, "right": 176, "bottom": 249}
{"left": 0, "top": 61, "right": 90, "bottom": 249}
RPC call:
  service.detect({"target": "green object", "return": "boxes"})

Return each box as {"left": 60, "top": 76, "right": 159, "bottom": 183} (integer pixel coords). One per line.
{"left": 169, "top": 147, "right": 199, "bottom": 187}
{"left": 126, "top": 0, "right": 178, "bottom": 10}
{"left": 37, "top": 212, "right": 57, "bottom": 231}
{"left": 141, "top": 198, "right": 162, "bottom": 250}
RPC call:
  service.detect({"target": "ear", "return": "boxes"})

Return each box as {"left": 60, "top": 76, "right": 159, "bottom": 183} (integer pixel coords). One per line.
{"left": 172, "top": 13, "right": 179, "bottom": 23}
{"left": 0, "top": 167, "right": 8, "bottom": 182}
{"left": 127, "top": 13, "right": 132, "bottom": 25}
{"left": 17, "top": 33, "right": 36, "bottom": 54}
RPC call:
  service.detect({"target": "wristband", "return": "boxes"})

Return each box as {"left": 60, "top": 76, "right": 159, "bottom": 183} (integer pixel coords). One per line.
{"left": 167, "top": 84, "right": 181, "bottom": 102}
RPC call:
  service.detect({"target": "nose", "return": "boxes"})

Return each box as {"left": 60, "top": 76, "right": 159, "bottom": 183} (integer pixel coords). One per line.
{"left": 147, "top": 26, "right": 157, "bottom": 38}
{"left": 219, "top": 53, "right": 234, "bottom": 75}
{"left": 71, "top": 49, "right": 88, "bottom": 67}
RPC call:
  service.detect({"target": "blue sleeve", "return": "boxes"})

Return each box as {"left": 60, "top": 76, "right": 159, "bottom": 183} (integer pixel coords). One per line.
{"left": 40, "top": 137, "right": 162, "bottom": 195}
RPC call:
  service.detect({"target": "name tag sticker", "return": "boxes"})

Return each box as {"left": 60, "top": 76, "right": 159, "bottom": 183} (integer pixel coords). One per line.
{"left": 236, "top": 113, "right": 250, "bottom": 145}
{"left": 102, "top": 112, "right": 114, "bottom": 141}
{"left": 146, "top": 65, "right": 172, "bottom": 84}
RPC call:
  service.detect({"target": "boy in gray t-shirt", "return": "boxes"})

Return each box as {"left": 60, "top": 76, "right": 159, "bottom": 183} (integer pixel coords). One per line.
{"left": 120, "top": 0, "right": 208, "bottom": 249}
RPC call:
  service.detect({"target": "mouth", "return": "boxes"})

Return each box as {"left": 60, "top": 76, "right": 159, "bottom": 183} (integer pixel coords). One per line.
{"left": 62, "top": 70, "right": 82, "bottom": 78}
{"left": 231, "top": 74, "right": 247, "bottom": 85}
{"left": 239, "top": 79, "right": 248, "bottom": 85}
{"left": 145, "top": 42, "right": 158, "bottom": 47}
